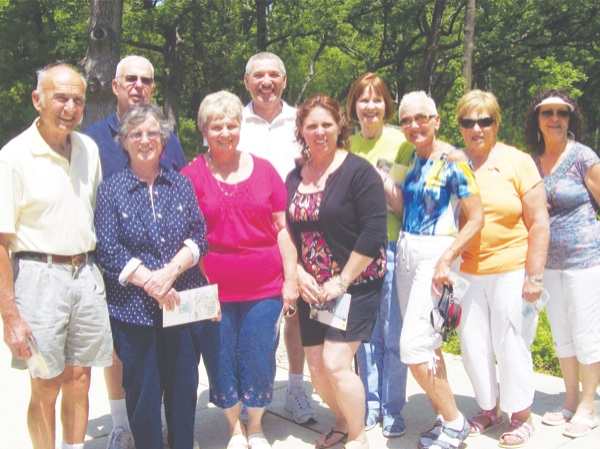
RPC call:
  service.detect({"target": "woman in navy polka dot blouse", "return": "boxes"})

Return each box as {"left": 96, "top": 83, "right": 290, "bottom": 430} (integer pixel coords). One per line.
{"left": 95, "top": 103, "right": 218, "bottom": 449}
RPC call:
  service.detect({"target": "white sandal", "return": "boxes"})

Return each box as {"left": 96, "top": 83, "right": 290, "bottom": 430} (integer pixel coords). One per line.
{"left": 227, "top": 434, "right": 248, "bottom": 449}
{"left": 248, "top": 433, "right": 271, "bottom": 449}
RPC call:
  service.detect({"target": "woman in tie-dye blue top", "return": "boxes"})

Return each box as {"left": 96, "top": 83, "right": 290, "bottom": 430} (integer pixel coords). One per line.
{"left": 386, "top": 91, "right": 483, "bottom": 449}
{"left": 402, "top": 150, "right": 479, "bottom": 236}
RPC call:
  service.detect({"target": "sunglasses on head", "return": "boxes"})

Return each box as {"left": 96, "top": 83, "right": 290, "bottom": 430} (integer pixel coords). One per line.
{"left": 540, "top": 109, "right": 570, "bottom": 118}
{"left": 459, "top": 117, "right": 495, "bottom": 129}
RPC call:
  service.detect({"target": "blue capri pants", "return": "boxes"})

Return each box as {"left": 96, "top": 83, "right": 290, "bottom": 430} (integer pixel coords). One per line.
{"left": 207, "top": 296, "right": 282, "bottom": 409}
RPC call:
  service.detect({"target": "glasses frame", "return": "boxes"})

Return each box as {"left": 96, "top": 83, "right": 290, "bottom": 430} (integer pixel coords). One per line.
{"left": 118, "top": 75, "right": 154, "bottom": 87}
{"left": 399, "top": 114, "right": 436, "bottom": 128}
{"left": 540, "top": 109, "right": 570, "bottom": 119}
{"left": 127, "top": 129, "right": 162, "bottom": 142}
{"left": 459, "top": 117, "right": 495, "bottom": 129}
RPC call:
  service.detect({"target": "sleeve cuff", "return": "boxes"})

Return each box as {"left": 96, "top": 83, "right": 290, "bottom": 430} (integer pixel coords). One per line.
{"left": 119, "top": 258, "right": 142, "bottom": 286}
{"left": 184, "top": 239, "right": 200, "bottom": 265}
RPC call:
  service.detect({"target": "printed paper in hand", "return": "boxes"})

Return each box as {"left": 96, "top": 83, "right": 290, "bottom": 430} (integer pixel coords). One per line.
{"left": 163, "top": 284, "right": 219, "bottom": 327}
{"left": 309, "top": 293, "right": 351, "bottom": 330}
{"left": 26, "top": 334, "right": 50, "bottom": 378}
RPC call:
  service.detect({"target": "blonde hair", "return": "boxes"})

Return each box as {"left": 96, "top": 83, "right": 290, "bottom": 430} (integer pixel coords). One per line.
{"left": 455, "top": 90, "right": 501, "bottom": 126}
{"left": 197, "top": 91, "right": 243, "bottom": 130}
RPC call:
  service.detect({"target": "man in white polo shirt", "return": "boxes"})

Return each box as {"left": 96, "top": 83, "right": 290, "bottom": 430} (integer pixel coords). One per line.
{"left": 238, "top": 52, "right": 316, "bottom": 424}
{"left": 0, "top": 63, "right": 112, "bottom": 449}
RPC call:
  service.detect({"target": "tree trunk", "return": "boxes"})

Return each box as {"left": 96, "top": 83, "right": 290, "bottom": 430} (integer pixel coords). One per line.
{"left": 163, "top": 23, "right": 182, "bottom": 134}
{"left": 421, "top": 0, "right": 446, "bottom": 94}
{"left": 462, "top": 0, "right": 476, "bottom": 90}
{"left": 256, "top": 0, "right": 268, "bottom": 51}
{"left": 80, "top": 0, "right": 124, "bottom": 129}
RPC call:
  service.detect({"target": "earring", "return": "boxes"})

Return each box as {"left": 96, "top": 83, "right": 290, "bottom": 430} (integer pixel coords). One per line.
{"left": 537, "top": 131, "right": 541, "bottom": 143}
{"left": 566, "top": 130, "right": 575, "bottom": 142}
{"left": 301, "top": 146, "right": 312, "bottom": 163}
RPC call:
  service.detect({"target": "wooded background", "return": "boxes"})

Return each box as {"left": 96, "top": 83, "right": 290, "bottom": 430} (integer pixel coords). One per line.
{"left": 1, "top": 0, "right": 598, "bottom": 160}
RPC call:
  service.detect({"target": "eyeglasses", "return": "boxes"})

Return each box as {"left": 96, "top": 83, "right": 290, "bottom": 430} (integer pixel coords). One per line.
{"left": 459, "top": 117, "right": 495, "bottom": 129}
{"left": 128, "top": 130, "right": 161, "bottom": 141}
{"left": 119, "top": 75, "right": 154, "bottom": 86}
{"left": 399, "top": 114, "right": 436, "bottom": 127}
{"left": 540, "top": 109, "right": 570, "bottom": 119}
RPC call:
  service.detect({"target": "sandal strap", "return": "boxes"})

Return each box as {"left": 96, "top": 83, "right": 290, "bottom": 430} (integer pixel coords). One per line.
{"left": 500, "top": 420, "right": 533, "bottom": 445}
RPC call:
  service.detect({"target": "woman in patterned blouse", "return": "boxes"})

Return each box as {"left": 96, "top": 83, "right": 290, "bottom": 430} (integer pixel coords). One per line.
{"left": 524, "top": 90, "right": 600, "bottom": 438}
{"left": 286, "top": 94, "right": 388, "bottom": 449}
{"left": 95, "top": 103, "right": 216, "bottom": 449}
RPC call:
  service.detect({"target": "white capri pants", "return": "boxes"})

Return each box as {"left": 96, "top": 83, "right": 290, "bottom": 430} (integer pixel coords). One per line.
{"left": 396, "top": 232, "right": 455, "bottom": 367}
{"left": 544, "top": 265, "right": 600, "bottom": 364}
{"left": 457, "top": 269, "right": 534, "bottom": 415}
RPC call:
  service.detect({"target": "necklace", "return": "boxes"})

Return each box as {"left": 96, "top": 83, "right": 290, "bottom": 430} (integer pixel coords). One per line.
{"left": 306, "top": 150, "right": 338, "bottom": 189}
{"left": 206, "top": 151, "right": 240, "bottom": 197}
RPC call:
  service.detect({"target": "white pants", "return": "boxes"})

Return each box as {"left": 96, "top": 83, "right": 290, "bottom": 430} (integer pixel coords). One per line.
{"left": 396, "top": 233, "right": 455, "bottom": 366}
{"left": 544, "top": 265, "right": 600, "bottom": 364}
{"left": 458, "top": 269, "right": 535, "bottom": 415}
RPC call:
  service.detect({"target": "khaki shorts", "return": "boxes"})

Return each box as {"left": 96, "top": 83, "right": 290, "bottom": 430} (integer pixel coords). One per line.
{"left": 11, "top": 256, "right": 113, "bottom": 379}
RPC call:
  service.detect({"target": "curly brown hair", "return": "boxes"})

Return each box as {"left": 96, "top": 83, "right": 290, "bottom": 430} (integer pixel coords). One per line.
{"left": 524, "top": 89, "right": 585, "bottom": 155}
{"left": 295, "top": 93, "right": 351, "bottom": 159}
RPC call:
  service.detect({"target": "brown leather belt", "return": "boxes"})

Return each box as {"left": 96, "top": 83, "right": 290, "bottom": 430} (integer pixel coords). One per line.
{"left": 16, "top": 251, "right": 91, "bottom": 267}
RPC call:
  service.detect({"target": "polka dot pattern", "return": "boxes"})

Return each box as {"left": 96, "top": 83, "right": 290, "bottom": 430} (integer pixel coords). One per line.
{"left": 95, "top": 166, "right": 208, "bottom": 325}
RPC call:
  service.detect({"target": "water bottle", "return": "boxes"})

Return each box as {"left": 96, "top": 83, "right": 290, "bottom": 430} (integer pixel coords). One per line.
{"left": 522, "top": 289, "right": 549, "bottom": 333}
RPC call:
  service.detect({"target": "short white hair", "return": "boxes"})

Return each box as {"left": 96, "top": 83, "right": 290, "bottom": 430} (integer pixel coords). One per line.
{"left": 115, "top": 55, "right": 154, "bottom": 79}
{"left": 245, "top": 52, "right": 286, "bottom": 76}
{"left": 399, "top": 91, "right": 438, "bottom": 116}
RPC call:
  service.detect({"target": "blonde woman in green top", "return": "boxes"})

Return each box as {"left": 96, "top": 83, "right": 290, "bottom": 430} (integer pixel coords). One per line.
{"left": 346, "top": 72, "right": 413, "bottom": 439}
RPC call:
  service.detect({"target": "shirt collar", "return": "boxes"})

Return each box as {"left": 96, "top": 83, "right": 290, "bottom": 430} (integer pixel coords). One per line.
{"left": 107, "top": 112, "right": 119, "bottom": 137}
{"left": 122, "top": 163, "right": 175, "bottom": 193}
{"left": 244, "top": 100, "right": 296, "bottom": 124}
{"left": 28, "top": 118, "right": 81, "bottom": 161}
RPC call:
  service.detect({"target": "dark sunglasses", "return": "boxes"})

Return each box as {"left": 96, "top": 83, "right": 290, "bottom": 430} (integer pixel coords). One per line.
{"left": 120, "top": 75, "right": 154, "bottom": 86}
{"left": 459, "top": 117, "right": 495, "bottom": 129}
{"left": 540, "top": 109, "right": 570, "bottom": 118}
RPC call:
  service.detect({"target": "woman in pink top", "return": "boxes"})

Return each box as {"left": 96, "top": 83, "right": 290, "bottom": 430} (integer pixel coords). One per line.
{"left": 182, "top": 91, "right": 298, "bottom": 449}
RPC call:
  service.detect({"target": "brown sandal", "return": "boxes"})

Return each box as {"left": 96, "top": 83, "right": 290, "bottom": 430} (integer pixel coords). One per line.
{"left": 468, "top": 409, "right": 504, "bottom": 436}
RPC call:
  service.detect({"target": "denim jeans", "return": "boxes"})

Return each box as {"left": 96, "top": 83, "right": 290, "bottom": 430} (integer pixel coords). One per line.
{"left": 207, "top": 296, "right": 282, "bottom": 409}
{"left": 356, "top": 241, "right": 407, "bottom": 419}
{"left": 111, "top": 317, "right": 217, "bottom": 449}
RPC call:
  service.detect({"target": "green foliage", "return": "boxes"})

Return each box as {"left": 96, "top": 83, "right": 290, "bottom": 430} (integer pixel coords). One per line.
{"left": 1, "top": 0, "right": 599, "bottom": 153}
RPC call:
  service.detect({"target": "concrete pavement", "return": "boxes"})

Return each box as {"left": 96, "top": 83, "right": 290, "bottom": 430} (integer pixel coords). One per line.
{"left": 1, "top": 319, "right": 598, "bottom": 449}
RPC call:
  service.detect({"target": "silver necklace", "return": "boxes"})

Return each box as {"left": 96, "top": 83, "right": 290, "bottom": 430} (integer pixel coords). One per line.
{"left": 207, "top": 152, "right": 239, "bottom": 197}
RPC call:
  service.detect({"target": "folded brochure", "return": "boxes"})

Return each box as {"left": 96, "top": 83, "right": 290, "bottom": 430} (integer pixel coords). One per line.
{"left": 309, "top": 293, "right": 351, "bottom": 330}
{"left": 163, "top": 284, "right": 219, "bottom": 327}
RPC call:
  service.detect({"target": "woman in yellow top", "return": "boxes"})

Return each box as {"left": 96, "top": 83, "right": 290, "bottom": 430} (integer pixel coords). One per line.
{"left": 456, "top": 90, "right": 549, "bottom": 448}
{"left": 346, "top": 72, "right": 412, "bottom": 438}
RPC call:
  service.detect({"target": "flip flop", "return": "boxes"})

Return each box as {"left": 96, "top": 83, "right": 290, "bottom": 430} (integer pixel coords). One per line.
{"left": 315, "top": 428, "right": 348, "bottom": 448}
{"left": 562, "top": 415, "right": 598, "bottom": 438}
{"left": 541, "top": 407, "right": 574, "bottom": 426}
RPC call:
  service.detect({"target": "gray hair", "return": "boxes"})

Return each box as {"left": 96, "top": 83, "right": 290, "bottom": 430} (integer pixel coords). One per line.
{"left": 115, "top": 55, "right": 154, "bottom": 78}
{"left": 197, "top": 91, "right": 243, "bottom": 130}
{"left": 36, "top": 62, "right": 87, "bottom": 104}
{"left": 245, "top": 52, "right": 286, "bottom": 76}
{"left": 117, "top": 102, "right": 170, "bottom": 148}
{"left": 399, "top": 91, "right": 438, "bottom": 117}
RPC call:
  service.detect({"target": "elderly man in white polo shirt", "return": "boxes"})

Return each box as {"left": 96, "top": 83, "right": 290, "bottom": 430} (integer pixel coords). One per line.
{"left": 238, "top": 52, "right": 317, "bottom": 424}
{"left": 0, "top": 63, "right": 112, "bottom": 449}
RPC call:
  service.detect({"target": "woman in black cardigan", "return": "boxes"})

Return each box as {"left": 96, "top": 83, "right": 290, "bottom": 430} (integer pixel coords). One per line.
{"left": 286, "top": 94, "right": 387, "bottom": 449}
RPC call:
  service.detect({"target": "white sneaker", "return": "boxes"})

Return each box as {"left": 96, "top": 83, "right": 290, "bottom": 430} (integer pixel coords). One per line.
{"left": 106, "top": 426, "right": 135, "bottom": 449}
{"left": 163, "top": 426, "right": 200, "bottom": 449}
{"left": 284, "top": 387, "right": 317, "bottom": 424}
